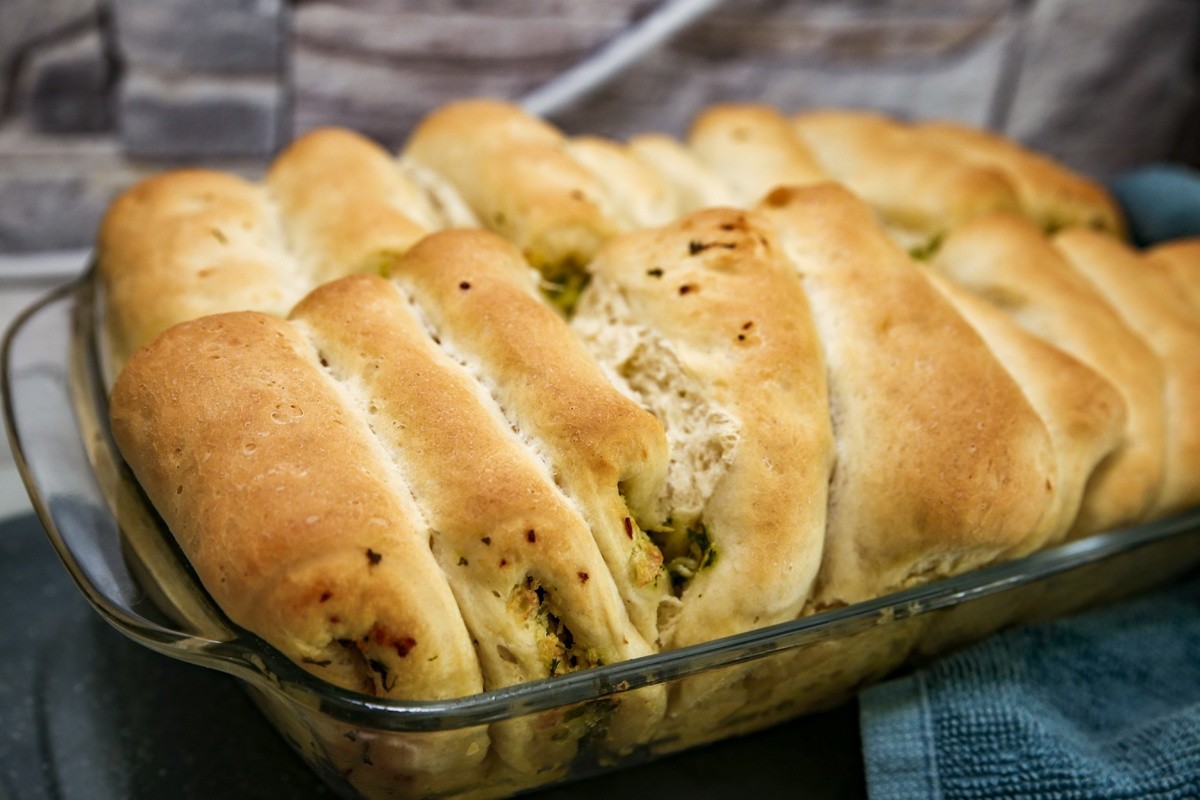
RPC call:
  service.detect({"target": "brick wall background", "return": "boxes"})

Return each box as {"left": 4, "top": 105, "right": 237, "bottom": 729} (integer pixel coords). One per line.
{"left": 0, "top": 0, "right": 1197, "bottom": 252}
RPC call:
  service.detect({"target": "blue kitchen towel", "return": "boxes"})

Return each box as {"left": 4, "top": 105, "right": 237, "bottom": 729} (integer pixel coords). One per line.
{"left": 1111, "top": 164, "right": 1200, "bottom": 246}
{"left": 859, "top": 573, "right": 1200, "bottom": 800}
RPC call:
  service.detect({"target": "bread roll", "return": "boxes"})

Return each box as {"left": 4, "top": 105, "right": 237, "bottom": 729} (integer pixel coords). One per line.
{"left": 565, "top": 135, "right": 685, "bottom": 229}
{"left": 1146, "top": 238, "right": 1200, "bottom": 316}
{"left": 575, "top": 207, "right": 833, "bottom": 647}
{"left": 628, "top": 133, "right": 740, "bottom": 212}
{"left": 923, "top": 271, "right": 1127, "bottom": 547}
{"left": 402, "top": 99, "right": 620, "bottom": 298}
{"left": 917, "top": 120, "right": 1126, "bottom": 236}
{"left": 386, "top": 230, "right": 672, "bottom": 648}
{"left": 1052, "top": 229, "right": 1200, "bottom": 516}
{"left": 265, "top": 127, "right": 438, "bottom": 282}
{"left": 790, "top": 109, "right": 1022, "bottom": 253}
{"left": 97, "top": 170, "right": 303, "bottom": 371}
{"left": 687, "top": 104, "right": 826, "bottom": 206}
{"left": 758, "top": 184, "right": 1057, "bottom": 606}
{"left": 931, "top": 213, "right": 1166, "bottom": 534}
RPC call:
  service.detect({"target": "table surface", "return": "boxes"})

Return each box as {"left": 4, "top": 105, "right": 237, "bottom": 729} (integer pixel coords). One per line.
{"left": 0, "top": 512, "right": 866, "bottom": 800}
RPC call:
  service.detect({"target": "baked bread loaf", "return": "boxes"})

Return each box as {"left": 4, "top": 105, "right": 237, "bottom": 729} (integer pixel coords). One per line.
{"left": 931, "top": 214, "right": 1167, "bottom": 534}
{"left": 101, "top": 100, "right": 1199, "bottom": 786}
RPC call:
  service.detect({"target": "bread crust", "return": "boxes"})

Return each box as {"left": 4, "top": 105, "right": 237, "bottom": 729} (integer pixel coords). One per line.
{"left": 566, "top": 135, "right": 684, "bottom": 229}
{"left": 932, "top": 213, "right": 1166, "bottom": 533}
{"left": 924, "top": 270, "right": 1126, "bottom": 548}
{"left": 580, "top": 207, "right": 834, "bottom": 645}
{"left": 386, "top": 229, "right": 672, "bottom": 646}
{"left": 791, "top": 109, "right": 1022, "bottom": 251}
{"left": 1146, "top": 238, "right": 1200, "bottom": 317}
{"left": 402, "top": 99, "right": 620, "bottom": 285}
{"left": 266, "top": 127, "right": 434, "bottom": 282}
{"left": 917, "top": 120, "right": 1126, "bottom": 237}
{"left": 628, "top": 133, "right": 739, "bottom": 212}
{"left": 758, "top": 184, "right": 1056, "bottom": 606}
{"left": 688, "top": 104, "right": 826, "bottom": 206}
{"left": 109, "top": 312, "right": 486, "bottom": 707}
{"left": 97, "top": 170, "right": 302, "bottom": 370}
{"left": 1053, "top": 229, "right": 1200, "bottom": 516}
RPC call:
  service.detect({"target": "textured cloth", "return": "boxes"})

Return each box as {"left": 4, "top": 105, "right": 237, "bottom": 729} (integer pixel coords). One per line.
{"left": 1111, "top": 164, "right": 1200, "bottom": 246}
{"left": 859, "top": 573, "right": 1200, "bottom": 800}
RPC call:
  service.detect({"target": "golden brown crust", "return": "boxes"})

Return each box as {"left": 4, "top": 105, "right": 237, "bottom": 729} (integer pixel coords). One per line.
{"left": 266, "top": 127, "right": 434, "bottom": 283}
{"left": 402, "top": 99, "right": 621, "bottom": 285}
{"left": 109, "top": 312, "right": 485, "bottom": 706}
{"left": 96, "top": 170, "right": 301, "bottom": 370}
{"left": 289, "top": 273, "right": 663, "bottom": 772}
{"left": 565, "top": 135, "right": 684, "bottom": 229}
{"left": 628, "top": 133, "right": 739, "bottom": 212}
{"left": 931, "top": 213, "right": 1166, "bottom": 533}
{"left": 917, "top": 120, "right": 1126, "bottom": 237}
{"left": 581, "top": 207, "right": 834, "bottom": 645}
{"left": 758, "top": 184, "right": 1056, "bottom": 606}
{"left": 924, "top": 270, "right": 1127, "bottom": 547}
{"left": 386, "top": 229, "right": 671, "bottom": 646}
{"left": 790, "top": 109, "right": 1022, "bottom": 251}
{"left": 687, "top": 104, "right": 826, "bottom": 206}
{"left": 1052, "top": 229, "right": 1200, "bottom": 516}
{"left": 1146, "top": 238, "right": 1200, "bottom": 317}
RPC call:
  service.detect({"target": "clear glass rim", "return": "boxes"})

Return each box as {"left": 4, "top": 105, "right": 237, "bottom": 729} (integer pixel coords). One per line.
{"left": 5, "top": 275, "right": 1200, "bottom": 733}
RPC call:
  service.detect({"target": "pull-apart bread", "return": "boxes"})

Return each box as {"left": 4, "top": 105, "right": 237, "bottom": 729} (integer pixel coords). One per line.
{"left": 103, "top": 98, "right": 1198, "bottom": 750}
{"left": 931, "top": 214, "right": 1167, "bottom": 535}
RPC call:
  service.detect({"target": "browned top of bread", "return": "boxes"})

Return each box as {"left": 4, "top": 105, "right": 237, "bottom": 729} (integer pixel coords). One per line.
{"left": 758, "top": 183, "right": 1056, "bottom": 606}
{"left": 577, "top": 207, "right": 834, "bottom": 646}
{"left": 791, "top": 109, "right": 1023, "bottom": 251}
{"left": 266, "top": 127, "right": 434, "bottom": 282}
{"left": 1146, "top": 238, "right": 1200, "bottom": 317}
{"left": 97, "top": 170, "right": 301, "bottom": 370}
{"left": 402, "top": 99, "right": 620, "bottom": 288}
{"left": 1052, "top": 228, "right": 1200, "bottom": 516}
{"left": 932, "top": 213, "right": 1166, "bottom": 534}
{"left": 688, "top": 104, "right": 826, "bottom": 205}
{"left": 110, "top": 311, "right": 486, "bottom": 704}
{"left": 918, "top": 120, "right": 1126, "bottom": 237}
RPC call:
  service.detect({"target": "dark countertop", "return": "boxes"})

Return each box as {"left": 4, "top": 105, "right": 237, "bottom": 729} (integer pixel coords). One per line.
{"left": 0, "top": 513, "right": 865, "bottom": 800}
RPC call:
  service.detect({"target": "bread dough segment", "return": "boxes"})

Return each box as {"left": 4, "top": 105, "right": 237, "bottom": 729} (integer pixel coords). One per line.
{"left": 758, "top": 184, "right": 1056, "bottom": 607}
{"left": 403, "top": 99, "right": 620, "bottom": 290}
{"left": 108, "top": 312, "right": 490, "bottom": 788}
{"left": 932, "top": 214, "right": 1166, "bottom": 534}
{"left": 387, "top": 231, "right": 673, "bottom": 649}
{"left": 1146, "top": 238, "right": 1200, "bottom": 318}
{"left": 628, "top": 133, "right": 740, "bottom": 213}
{"left": 917, "top": 120, "right": 1126, "bottom": 237}
{"left": 266, "top": 127, "right": 437, "bottom": 282}
{"left": 289, "top": 274, "right": 663, "bottom": 774}
{"left": 790, "top": 109, "right": 1022, "bottom": 254}
{"left": 687, "top": 104, "right": 826, "bottom": 206}
{"left": 577, "top": 207, "right": 834, "bottom": 645}
{"left": 97, "top": 170, "right": 303, "bottom": 371}
{"left": 924, "top": 271, "right": 1126, "bottom": 548}
{"left": 1052, "top": 229, "right": 1200, "bottom": 516}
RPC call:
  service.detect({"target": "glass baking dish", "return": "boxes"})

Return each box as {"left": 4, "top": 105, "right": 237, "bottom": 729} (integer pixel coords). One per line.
{"left": 6, "top": 273, "right": 1200, "bottom": 799}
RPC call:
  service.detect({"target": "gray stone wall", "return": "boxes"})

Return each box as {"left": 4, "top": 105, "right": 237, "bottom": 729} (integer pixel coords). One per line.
{"left": 0, "top": 0, "right": 1197, "bottom": 252}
